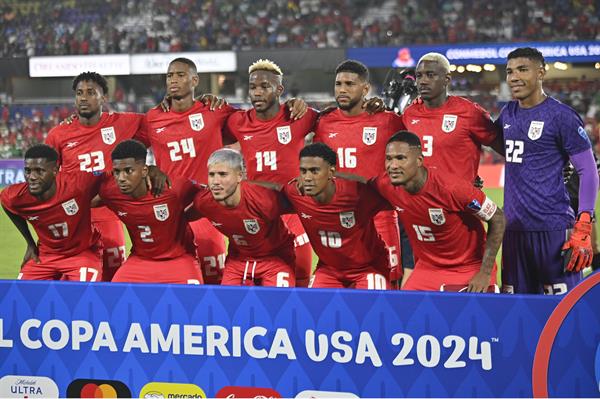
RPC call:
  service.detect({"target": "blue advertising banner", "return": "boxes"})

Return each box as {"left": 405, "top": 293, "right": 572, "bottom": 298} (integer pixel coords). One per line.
{"left": 0, "top": 274, "right": 599, "bottom": 398}
{"left": 0, "top": 160, "right": 24, "bottom": 188}
{"left": 347, "top": 41, "right": 600, "bottom": 67}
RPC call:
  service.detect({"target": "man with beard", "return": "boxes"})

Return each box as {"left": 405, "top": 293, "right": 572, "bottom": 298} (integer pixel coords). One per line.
{"left": 313, "top": 60, "right": 405, "bottom": 288}
{"left": 189, "top": 149, "right": 296, "bottom": 287}
{"left": 370, "top": 131, "right": 505, "bottom": 292}
{"left": 45, "top": 72, "right": 146, "bottom": 280}
{"left": 1, "top": 144, "right": 103, "bottom": 281}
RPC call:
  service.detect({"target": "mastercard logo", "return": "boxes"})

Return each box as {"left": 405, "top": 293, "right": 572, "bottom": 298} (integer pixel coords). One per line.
{"left": 66, "top": 379, "right": 131, "bottom": 398}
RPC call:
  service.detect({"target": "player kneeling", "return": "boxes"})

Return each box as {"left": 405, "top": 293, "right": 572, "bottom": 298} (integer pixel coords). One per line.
{"left": 1, "top": 145, "right": 103, "bottom": 281}
{"left": 189, "top": 149, "right": 296, "bottom": 287}
{"left": 370, "top": 131, "right": 505, "bottom": 292}
{"left": 99, "top": 140, "right": 203, "bottom": 284}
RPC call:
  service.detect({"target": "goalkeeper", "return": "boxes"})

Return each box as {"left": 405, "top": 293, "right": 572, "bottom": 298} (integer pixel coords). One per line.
{"left": 496, "top": 47, "right": 598, "bottom": 295}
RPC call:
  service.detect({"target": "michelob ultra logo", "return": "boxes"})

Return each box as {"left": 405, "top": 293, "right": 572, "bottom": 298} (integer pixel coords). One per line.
{"left": 139, "top": 382, "right": 206, "bottom": 398}
{"left": 0, "top": 375, "right": 59, "bottom": 398}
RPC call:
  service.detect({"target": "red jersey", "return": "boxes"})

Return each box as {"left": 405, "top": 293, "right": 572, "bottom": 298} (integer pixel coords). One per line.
{"left": 371, "top": 169, "right": 497, "bottom": 268}
{"left": 99, "top": 176, "right": 200, "bottom": 260}
{"left": 226, "top": 105, "right": 318, "bottom": 184}
{"left": 401, "top": 96, "right": 498, "bottom": 181}
{"left": 282, "top": 178, "right": 388, "bottom": 272}
{"left": 45, "top": 111, "right": 146, "bottom": 221}
{"left": 143, "top": 101, "right": 237, "bottom": 183}
{"left": 0, "top": 172, "right": 102, "bottom": 257}
{"left": 192, "top": 181, "right": 295, "bottom": 261}
{"left": 314, "top": 109, "right": 405, "bottom": 178}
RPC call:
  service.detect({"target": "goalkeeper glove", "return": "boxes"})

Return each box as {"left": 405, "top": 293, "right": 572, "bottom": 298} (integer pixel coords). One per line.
{"left": 562, "top": 212, "right": 593, "bottom": 272}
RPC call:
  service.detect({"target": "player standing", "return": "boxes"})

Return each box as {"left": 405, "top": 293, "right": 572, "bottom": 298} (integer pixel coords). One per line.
{"left": 100, "top": 140, "right": 203, "bottom": 284}
{"left": 225, "top": 59, "right": 318, "bottom": 287}
{"left": 400, "top": 53, "right": 502, "bottom": 286}
{"left": 371, "top": 132, "right": 505, "bottom": 292}
{"left": 45, "top": 72, "right": 146, "bottom": 281}
{"left": 497, "top": 47, "right": 598, "bottom": 294}
{"left": 1, "top": 145, "right": 103, "bottom": 281}
{"left": 282, "top": 143, "right": 390, "bottom": 289}
{"left": 190, "top": 149, "right": 296, "bottom": 287}
{"left": 313, "top": 60, "right": 405, "bottom": 287}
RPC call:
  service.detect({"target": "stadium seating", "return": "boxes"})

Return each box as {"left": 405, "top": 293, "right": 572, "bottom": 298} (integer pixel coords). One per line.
{"left": 0, "top": 0, "right": 598, "bottom": 57}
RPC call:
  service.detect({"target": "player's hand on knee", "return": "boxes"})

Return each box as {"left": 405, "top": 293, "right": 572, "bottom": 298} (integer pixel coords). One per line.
{"left": 198, "top": 94, "right": 227, "bottom": 110}
{"left": 466, "top": 270, "right": 492, "bottom": 293}
{"left": 562, "top": 212, "right": 593, "bottom": 272}
{"left": 473, "top": 176, "right": 484, "bottom": 189}
{"left": 286, "top": 98, "right": 307, "bottom": 120}
{"left": 22, "top": 244, "right": 40, "bottom": 268}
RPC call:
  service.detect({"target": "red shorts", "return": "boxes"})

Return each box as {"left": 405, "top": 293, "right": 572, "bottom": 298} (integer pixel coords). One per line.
{"left": 403, "top": 260, "right": 497, "bottom": 291}
{"left": 310, "top": 266, "right": 389, "bottom": 290}
{"left": 19, "top": 248, "right": 102, "bottom": 282}
{"left": 282, "top": 213, "right": 313, "bottom": 283}
{"left": 190, "top": 218, "right": 226, "bottom": 284}
{"left": 111, "top": 253, "right": 204, "bottom": 284}
{"left": 222, "top": 256, "right": 295, "bottom": 287}
{"left": 374, "top": 210, "right": 401, "bottom": 282}
{"left": 92, "top": 218, "right": 126, "bottom": 282}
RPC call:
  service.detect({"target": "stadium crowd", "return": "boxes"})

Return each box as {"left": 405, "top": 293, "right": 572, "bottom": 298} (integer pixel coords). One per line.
{"left": 0, "top": 0, "right": 598, "bottom": 57}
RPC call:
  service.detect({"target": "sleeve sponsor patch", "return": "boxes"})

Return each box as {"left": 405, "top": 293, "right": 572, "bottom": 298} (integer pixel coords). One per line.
{"left": 473, "top": 196, "right": 497, "bottom": 221}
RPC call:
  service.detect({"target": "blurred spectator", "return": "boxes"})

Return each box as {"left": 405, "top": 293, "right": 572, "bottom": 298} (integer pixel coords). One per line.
{"left": 1, "top": 0, "right": 598, "bottom": 57}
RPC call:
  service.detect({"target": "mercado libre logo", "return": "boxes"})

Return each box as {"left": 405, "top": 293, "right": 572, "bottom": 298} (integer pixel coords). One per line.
{"left": 66, "top": 379, "right": 131, "bottom": 398}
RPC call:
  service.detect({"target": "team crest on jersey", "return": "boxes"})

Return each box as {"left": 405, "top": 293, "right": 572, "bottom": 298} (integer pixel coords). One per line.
{"left": 276, "top": 126, "right": 292, "bottom": 144}
{"left": 362, "top": 127, "right": 377, "bottom": 145}
{"left": 339, "top": 211, "right": 356, "bottom": 228}
{"left": 528, "top": 121, "right": 544, "bottom": 140}
{"left": 61, "top": 199, "right": 79, "bottom": 216}
{"left": 428, "top": 208, "right": 445, "bottom": 225}
{"left": 100, "top": 127, "right": 116, "bottom": 144}
{"left": 189, "top": 113, "right": 204, "bottom": 131}
{"left": 153, "top": 204, "right": 169, "bottom": 221}
{"left": 243, "top": 219, "right": 260, "bottom": 234}
{"left": 441, "top": 115, "right": 457, "bottom": 133}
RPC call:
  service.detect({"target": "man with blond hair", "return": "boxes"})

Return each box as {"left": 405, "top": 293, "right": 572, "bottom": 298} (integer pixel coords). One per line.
{"left": 400, "top": 52, "right": 502, "bottom": 285}
{"left": 225, "top": 59, "right": 318, "bottom": 287}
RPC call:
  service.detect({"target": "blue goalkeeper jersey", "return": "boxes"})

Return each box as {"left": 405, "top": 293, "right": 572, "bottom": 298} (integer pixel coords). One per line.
{"left": 495, "top": 96, "right": 591, "bottom": 231}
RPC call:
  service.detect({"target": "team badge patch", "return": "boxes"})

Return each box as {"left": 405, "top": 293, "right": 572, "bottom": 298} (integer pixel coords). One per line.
{"left": 61, "top": 199, "right": 79, "bottom": 215}
{"left": 189, "top": 113, "right": 204, "bottom": 131}
{"left": 528, "top": 121, "right": 544, "bottom": 140}
{"left": 362, "top": 127, "right": 377, "bottom": 145}
{"left": 441, "top": 115, "right": 457, "bottom": 133}
{"left": 243, "top": 219, "right": 260, "bottom": 234}
{"left": 153, "top": 204, "right": 169, "bottom": 221}
{"left": 276, "top": 126, "right": 292, "bottom": 144}
{"left": 428, "top": 208, "right": 445, "bottom": 225}
{"left": 339, "top": 211, "right": 356, "bottom": 229}
{"left": 100, "top": 127, "right": 116, "bottom": 145}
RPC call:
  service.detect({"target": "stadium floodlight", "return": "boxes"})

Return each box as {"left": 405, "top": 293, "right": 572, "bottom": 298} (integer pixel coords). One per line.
{"left": 456, "top": 66, "right": 465, "bottom": 73}
{"left": 483, "top": 64, "right": 496, "bottom": 71}
{"left": 553, "top": 61, "right": 568, "bottom": 70}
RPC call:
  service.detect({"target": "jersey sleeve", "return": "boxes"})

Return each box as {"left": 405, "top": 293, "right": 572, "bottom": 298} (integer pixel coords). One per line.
{"left": 449, "top": 179, "right": 497, "bottom": 221}
{"left": 558, "top": 106, "right": 592, "bottom": 156}
{"left": 358, "top": 180, "right": 391, "bottom": 215}
{"left": 44, "top": 127, "right": 63, "bottom": 165}
{"left": 218, "top": 105, "right": 240, "bottom": 145}
{"left": 468, "top": 103, "right": 498, "bottom": 146}
{"left": 388, "top": 112, "right": 406, "bottom": 133}
{"left": 132, "top": 114, "right": 150, "bottom": 147}
{"left": 0, "top": 185, "right": 18, "bottom": 214}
